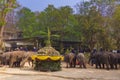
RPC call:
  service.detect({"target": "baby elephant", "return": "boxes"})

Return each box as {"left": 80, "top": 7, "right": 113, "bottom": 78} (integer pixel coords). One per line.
{"left": 76, "top": 53, "right": 86, "bottom": 68}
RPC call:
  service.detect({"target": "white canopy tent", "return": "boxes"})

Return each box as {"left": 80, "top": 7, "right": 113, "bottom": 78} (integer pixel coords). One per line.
{"left": 4, "top": 42, "right": 11, "bottom": 47}
{"left": 16, "top": 42, "right": 34, "bottom": 46}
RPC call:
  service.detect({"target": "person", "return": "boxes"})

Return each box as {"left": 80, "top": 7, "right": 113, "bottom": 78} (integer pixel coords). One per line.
{"left": 20, "top": 47, "right": 24, "bottom": 51}
{"left": 92, "top": 48, "right": 97, "bottom": 54}
{"left": 71, "top": 48, "right": 77, "bottom": 54}
{"left": 23, "top": 46, "right": 28, "bottom": 51}
{"left": 112, "top": 49, "right": 117, "bottom": 53}
{"left": 33, "top": 46, "right": 37, "bottom": 52}
{"left": 89, "top": 48, "right": 97, "bottom": 66}
{"left": 117, "top": 50, "right": 120, "bottom": 53}
{"left": 15, "top": 47, "right": 20, "bottom": 51}
{"left": 79, "top": 49, "right": 84, "bottom": 53}
{"left": 99, "top": 47, "right": 103, "bottom": 52}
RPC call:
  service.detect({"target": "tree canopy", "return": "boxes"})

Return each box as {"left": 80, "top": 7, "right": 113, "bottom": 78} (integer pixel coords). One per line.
{"left": 14, "top": 0, "right": 120, "bottom": 51}
{"left": 0, "top": 0, "right": 17, "bottom": 50}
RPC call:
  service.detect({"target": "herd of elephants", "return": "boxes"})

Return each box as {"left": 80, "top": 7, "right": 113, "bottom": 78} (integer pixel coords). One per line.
{"left": 0, "top": 51, "right": 35, "bottom": 68}
{"left": 0, "top": 50, "right": 120, "bottom": 70}
{"left": 64, "top": 51, "right": 120, "bottom": 70}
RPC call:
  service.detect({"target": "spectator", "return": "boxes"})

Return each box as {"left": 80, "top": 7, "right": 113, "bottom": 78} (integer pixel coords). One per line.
{"left": 71, "top": 48, "right": 76, "bottom": 54}
{"left": 15, "top": 47, "right": 20, "bottom": 51}
{"left": 117, "top": 50, "right": 120, "bottom": 53}
{"left": 23, "top": 46, "right": 28, "bottom": 51}
{"left": 79, "top": 49, "right": 84, "bottom": 53}
{"left": 112, "top": 49, "right": 117, "bottom": 53}
{"left": 99, "top": 47, "right": 103, "bottom": 52}
{"left": 33, "top": 46, "right": 37, "bottom": 52}
{"left": 20, "top": 47, "right": 24, "bottom": 51}
{"left": 93, "top": 48, "right": 97, "bottom": 53}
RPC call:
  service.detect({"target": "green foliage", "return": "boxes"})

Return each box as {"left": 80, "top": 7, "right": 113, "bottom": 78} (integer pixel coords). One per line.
{"left": 16, "top": 0, "right": 120, "bottom": 51}
{"left": 45, "top": 27, "right": 51, "bottom": 47}
{"left": 17, "top": 7, "right": 37, "bottom": 38}
{"left": 17, "top": 5, "right": 79, "bottom": 47}
{"left": 111, "top": 5, "right": 120, "bottom": 49}
{"left": 34, "top": 59, "right": 61, "bottom": 71}
{"left": 65, "top": 49, "right": 71, "bottom": 54}
{"left": 0, "top": 0, "right": 17, "bottom": 27}
{"left": 0, "top": 0, "right": 17, "bottom": 49}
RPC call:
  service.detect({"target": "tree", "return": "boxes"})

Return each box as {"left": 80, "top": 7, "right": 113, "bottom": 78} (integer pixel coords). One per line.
{"left": 76, "top": 2, "right": 104, "bottom": 51}
{"left": 75, "top": 0, "right": 119, "bottom": 51}
{"left": 35, "top": 5, "right": 78, "bottom": 41}
{"left": 37, "top": 5, "right": 78, "bottom": 49}
{"left": 90, "top": 0, "right": 116, "bottom": 16}
{"left": 0, "top": 0, "right": 17, "bottom": 50}
{"left": 17, "top": 7, "right": 37, "bottom": 38}
{"left": 111, "top": 5, "right": 120, "bottom": 49}
{"left": 58, "top": 6, "right": 78, "bottom": 41}
{"left": 76, "top": 1, "right": 91, "bottom": 15}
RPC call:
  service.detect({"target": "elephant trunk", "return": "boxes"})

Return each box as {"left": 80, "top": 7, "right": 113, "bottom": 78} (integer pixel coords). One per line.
{"left": 20, "top": 57, "right": 29, "bottom": 67}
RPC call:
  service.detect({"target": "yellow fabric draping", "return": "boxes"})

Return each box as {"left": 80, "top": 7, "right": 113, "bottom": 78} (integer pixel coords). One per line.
{"left": 31, "top": 55, "right": 64, "bottom": 61}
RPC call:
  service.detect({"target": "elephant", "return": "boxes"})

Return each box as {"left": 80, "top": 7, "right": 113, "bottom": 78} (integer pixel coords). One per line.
{"left": 106, "top": 52, "right": 118, "bottom": 69}
{"left": 76, "top": 53, "right": 86, "bottom": 68}
{"left": 89, "top": 51, "right": 120, "bottom": 70}
{"left": 89, "top": 51, "right": 110, "bottom": 70}
{"left": 117, "top": 53, "right": 120, "bottom": 67}
{"left": 0, "top": 52, "right": 12, "bottom": 65}
{"left": 20, "top": 51, "right": 37, "bottom": 67}
{"left": 64, "top": 53, "right": 76, "bottom": 68}
{"left": 0, "top": 54, "right": 3, "bottom": 65}
{"left": 9, "top": 51, "right": 26, "bottom": 67}
{"left": 108, "top": 52, "right": 120, "bottom": 69}
{"left": 99, "top": 52, "right": 110, "bottom": 70}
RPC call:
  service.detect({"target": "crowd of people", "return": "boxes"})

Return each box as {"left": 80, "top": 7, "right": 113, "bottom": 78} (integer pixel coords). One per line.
{"left": 5, "top": 46, "right": 38, "bottom": 52}
{"left": 4, "top": 45, "right": 120, "bottom": 55}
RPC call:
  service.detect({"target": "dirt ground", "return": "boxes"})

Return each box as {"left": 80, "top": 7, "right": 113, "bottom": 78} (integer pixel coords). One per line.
{"left": 0, "top": 62, "right": 120, "bottom": 80}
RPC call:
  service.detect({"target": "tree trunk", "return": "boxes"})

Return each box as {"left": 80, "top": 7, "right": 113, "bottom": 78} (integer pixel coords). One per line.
{"left": 0, "top": 25, "right": 5, "bottom": 50}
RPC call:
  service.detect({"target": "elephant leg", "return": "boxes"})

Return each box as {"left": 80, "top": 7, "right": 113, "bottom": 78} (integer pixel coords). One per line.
{"left": 70, "top": 62, "right": 73, "bottom": 68}
{"left": 13, "top": 61, "right": 19, "bottom": 67}
{"left": 95, "top": 63, "right": 98, "bottom": 69}
{"left": 14, "top": 62, "right": 17, "bottom": 67}
{"left": 9, "top": 62, "right": 13, "bottom": 68}
{"left": 98, "top": 63, "right": 101, "bottom": 69}
{"left": 105, "top": 61, "right": 109, "bottom": 70}
{"left": 110, "top": 64, "right": 114, "bottom": 69}
{"left": 91, "top": 60, "right": 94, "bottom": 66}
{"left": 17, "top": 61, "right": 21, "bottom": 67}
{"left": 96, "top": 62, "right": 101, "bottom": 69}
{"left": 91, "top": 62, "right": 93, "bottom": 66}
{"left": 78, "top": 61, "right": 82, "bottom": 68}
{"left": 66, "top": 62, "right": 69, "bottom": 68}
{"left": 73, "top": 61, "right": 76, "bottom": 68}
{"left": 79, "top": 62, "right": 82, "bottom": 68}
{"left": 102, "top": 64, "right": 105, "bottom": 69}
{"left": 73, "top": 63, "right": 76, "bottom": 68}
{"left": 95, "top": 59, "right": 100, "bottom": 69}
{"left": 4, "top": 61, "right": 7, "bottom": 65}
{"left": 95, "top": 62, "right": 99, "bottom": 69}
{"left": 9, "top": 59, "right": 16, "bottom": 68}
{"left": 32, "top": 60, "right": 34, "bottom": 67}
{"left": 114, "top": 64, "right": 118, "bottom": 69}
{"left": 28, "top": 60, "right": 31, "bottom": 66}
{"left": 114, "top": 59, "right": 118, "bottom": 69}
{"left": 83, "top": 62, "right": 86, "bottom": 68}
{"left": 106, "top": 64, "right": 109, "bottom": 70}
